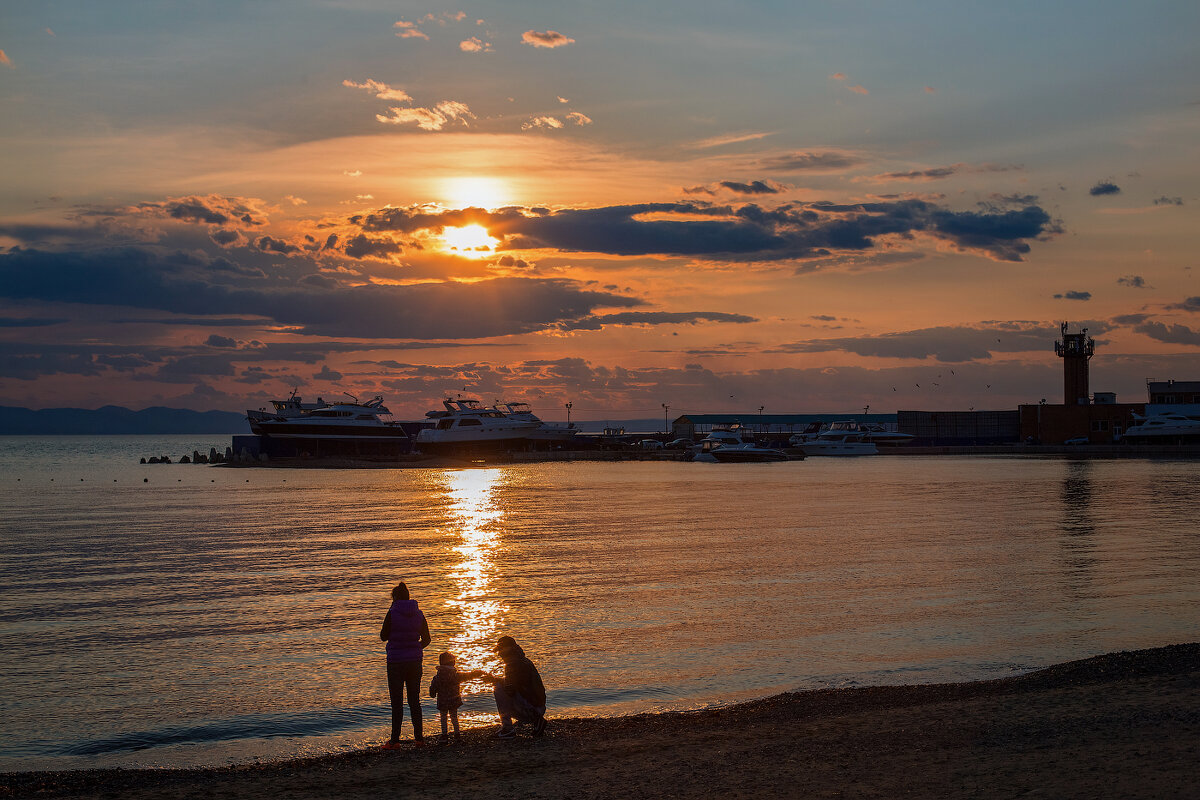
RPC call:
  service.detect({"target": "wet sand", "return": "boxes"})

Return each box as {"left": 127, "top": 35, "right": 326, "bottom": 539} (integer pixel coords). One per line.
{"left": 5, "top": 643, "right": 1197, "bottom": 799}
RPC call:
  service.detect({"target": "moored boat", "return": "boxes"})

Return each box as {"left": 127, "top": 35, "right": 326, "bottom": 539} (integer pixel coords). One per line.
{"left": 252, "top": 395, "right": 409, "bottom": 439}
{"left": 415, "top": 398, "right": 541, "bottom": 454}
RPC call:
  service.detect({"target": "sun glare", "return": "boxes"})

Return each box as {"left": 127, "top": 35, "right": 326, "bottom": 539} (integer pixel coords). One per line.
{"left": 443, "top": 176, "right": 506, "bottom": 210}
{"left": 441, "top": 224, "right": 499, "bottom": 256}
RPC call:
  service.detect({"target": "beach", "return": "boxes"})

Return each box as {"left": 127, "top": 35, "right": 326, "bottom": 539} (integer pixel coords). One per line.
{"left": 5, "top": 643, "right": 1197, "bottom": 799}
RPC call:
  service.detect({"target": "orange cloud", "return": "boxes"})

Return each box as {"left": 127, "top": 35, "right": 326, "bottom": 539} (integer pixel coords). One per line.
{"left": 847, "top": 84, "right": 869, "bottom": 95}
{"left": 377, "top": 101, "right": 474, "bottom": 131}
{"left": 565, "top": 112, "right": 593, "bottom": 126}
{"left": 522, "top": 30, "right": 575, "bottom": 48}
{"left": 393, "top": 20, "right": 429, "bottom": 40}
{"left": 0, "top": 50, "right": 12, "bottom": 68}
{"left": 342, "top": 79, "right": 412, "bottom": 102}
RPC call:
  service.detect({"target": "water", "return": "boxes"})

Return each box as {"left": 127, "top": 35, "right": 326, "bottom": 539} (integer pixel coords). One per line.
{"left": 1, "top": 436, "right": 1198, "bottom": 771}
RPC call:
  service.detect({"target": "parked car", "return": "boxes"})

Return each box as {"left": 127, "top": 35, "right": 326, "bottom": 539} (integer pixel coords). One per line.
{"left": 637, "top": 439, "right": 664, "bottom": 450}
{"left": 1063, "top": 436, "right": 1090, "bottom": 445}
{"left": 666, "top": 438, "right": 694, "bottom": 449}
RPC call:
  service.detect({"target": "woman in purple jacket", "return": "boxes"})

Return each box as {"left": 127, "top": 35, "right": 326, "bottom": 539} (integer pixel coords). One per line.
{"left": 379, "top": 582, "right": 431, "bottom": 748}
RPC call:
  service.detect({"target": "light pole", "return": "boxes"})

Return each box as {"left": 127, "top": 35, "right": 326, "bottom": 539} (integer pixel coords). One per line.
{"left": 662, "top": 403, "right": 670, "bottom": 435}
{"left": 758, "top": 405, "right": 764, "bottom": 434}
{"left": 565, "top": 401, "right": 573, "bottom": 427}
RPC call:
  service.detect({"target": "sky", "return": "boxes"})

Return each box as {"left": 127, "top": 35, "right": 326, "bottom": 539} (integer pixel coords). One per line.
{"left": 2, "top": 1, "right": 1199, "bottom": 421}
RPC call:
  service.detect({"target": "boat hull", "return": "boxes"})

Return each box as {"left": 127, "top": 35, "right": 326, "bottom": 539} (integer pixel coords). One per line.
{"left": 708, "top": 448, "right": 790, "bottom": 463}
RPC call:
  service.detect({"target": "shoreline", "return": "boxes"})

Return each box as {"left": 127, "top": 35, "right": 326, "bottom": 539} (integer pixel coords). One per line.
{"left": 5, "top": 642, "right": 1197, "bottom": 799}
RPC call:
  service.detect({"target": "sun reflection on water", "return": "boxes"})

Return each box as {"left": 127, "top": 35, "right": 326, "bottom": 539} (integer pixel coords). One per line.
{"left": 441, "top": 468, "right": 508, "bottom": 707}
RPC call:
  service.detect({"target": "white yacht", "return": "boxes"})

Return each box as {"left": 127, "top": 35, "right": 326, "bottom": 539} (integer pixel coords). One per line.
{"left": 252, "top": 396, "right": 409, "bottom": 439}
{"left": 797, "top": 429, "right": 879, "bottom": 456}
{"left": 692, "top": 424, "right": 792, "bottom": 462}
{"left": 790, "top": 420, "right": 911, "bottom": 448}
{"left": 415, "top": 398, "right": 541, "bottom": 454}
{"left": 498, "top": 401, "right": 580, "bottom": 443}
{"left": 1122, "top": 412, "right": 1200, "bottom": 443}
{"left": 246, "top": 390, "right": 330, "bottom": 434}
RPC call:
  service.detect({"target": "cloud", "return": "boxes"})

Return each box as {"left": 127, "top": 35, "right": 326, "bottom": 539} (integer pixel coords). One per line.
{"left": 1053, "top": 290, "right": 1092, "bottom": 301}
{"left": 313, "top": 365, "right": 343, "bottom": 381}
{"left": 283, "top": 195, "right": 307, "bottom": 206}
{"left": 459, "top": 37, "right": 490, "bottom": 52}
{"left": 924, "top": 86, "right": 936, "bottom": 94}
{"left": 685, "top": 131, "right": 774, "bottom": 150}
{"left": 565, "top": 111, "right": 592, "bottom": 126}
{"left": 522, "top": 116, "right": 564, "bottom": 130}
{"left": 1089, "top": 180, "right": 1121, "bottom": 196}
{"left": 868, "top": 163, "right": 1023, "bottom": 183}
{"left": 343, "top": 234, "right": 403, "bottom": 260}
{"left": 718, "top": 180, "right": 783, "bottom": 195}
{"left": 0, "top": 247, "right": 644, "bottom": 340}
{"left": 1134, "top": 321, "right": 1200, "bottom": 346}
{"left": 522, "top": 30, "right": 575, "bottom": 48}
{"left": 394, "top": 20, "right": 429, "bottom": 40}
{"left": 775, "top": 323, "right": 1067, "bottom": 363}
{"left": 557, "top": 311, "right": 757, "bottom": 331}
{"left": 830, "top": 73, "right": 846, "bottom": 81}
{"left": 343, "top": 170, "right": 362, "bottom": 177}
{"left": 1153, "top": 196, "right": 1184, "bottom": 206}
{"left": 256, "top": 236, "right": 298, "bottom": 254}
{"left": 758, "top": 151, "right": 863, "bottom": 172}
{"left": 205, "top": 335, "right": 238, "bottom": 348}
{"left": 1167, "top": 296, "right": 1200, "bottom": 312}
{"left": 1116, "top": 275, "right": 1148, "bottom": 288}
{"left": 357, "top": 197, "right": 1055, "bottom": 263}
{"left": 846, "top": 85, "right": 869, "bottom": 95}
{"left": 342, "top": 79, "right": 412, "bottom": 102}
{"left": 0, "top": 50, "right": 12, "bottom": 68}
{"left": 376, "top": 101, "right": 474, "bottom": 131}
{"left": 0, "top": 317, "right": 68, "bottom": 327}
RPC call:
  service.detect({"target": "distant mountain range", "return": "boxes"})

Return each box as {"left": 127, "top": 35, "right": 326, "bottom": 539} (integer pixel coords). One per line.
{"left": 0, "top": 405, "right": 251, "bottom": 435}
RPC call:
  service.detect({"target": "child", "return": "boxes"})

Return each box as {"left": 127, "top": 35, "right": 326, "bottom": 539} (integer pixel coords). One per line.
{"left": 428, "top": 651, "right": 485, "bottom": 741}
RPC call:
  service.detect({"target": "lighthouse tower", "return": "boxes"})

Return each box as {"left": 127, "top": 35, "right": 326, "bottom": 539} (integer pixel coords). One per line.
{"left": 1054, "top": 321, "right": 1094, "bottom": 405}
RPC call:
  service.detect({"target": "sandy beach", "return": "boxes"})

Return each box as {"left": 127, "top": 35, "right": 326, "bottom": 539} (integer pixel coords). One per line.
{"left": 5, "top": 643, "right": 1197, "bottom": 800}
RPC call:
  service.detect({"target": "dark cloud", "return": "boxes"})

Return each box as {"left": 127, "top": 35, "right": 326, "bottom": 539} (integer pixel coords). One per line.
{"left": 1089, "top": 181, "right": 1121, "bottom": 196}
{"left": 1153, "top": 196, "right": 1184, "bottom": 206}
{"left": 1116, "top": 275, "right": 1147, "bottom": 288}
{"left": 357, "top": 199, "right": 1053, "bottom": 263}
{"left": 773, "top": 324, "right": 1068, "bottom": 363}
{"left": 343, "top": 234, "right": 403, "bottom": 260}
{"left": 758, "top": 152, "right": 863, "bottom": 172}
{"left": 717, "top": 180, "right": 782, "bottom": 195}
{"left": 1134, "top": 321, "right": 1200, "bottom": 346}
{"left": 556, "top": 311, "right": 757, "bottom": 332}
{"left": 873, "top": 166, "right": 959, "bottom": 181}
{"left": 1053, "top": 291, "right": 1092, "bottom": 301}
{"left": 1111, "top": 313, "right": 1151, "bottom": 325}
{"left": 256, "top": 236, "right": 298, "bottom": 254}
{"left": 205, "top": 335, "right": 239, "bottom": 348}
{"left": 112, "top": 317, "right": 269, "bottom": 327}
{"left": 1166, "top": 297, "right": 1200, "bottom": 312}
{"left": 314, "top": 365, "right": 343, "bottom": 381}
{"left": 0, "top": 317, "right": 68, "bottom": 327}
{"left": 211, "top": 229, "right": 240, "bottom": 246}
{"left": 0, "top": 246, "right": 642, "bottom": 340}
{"left": 166, "top": 199, "right": 229, "bottom": 225}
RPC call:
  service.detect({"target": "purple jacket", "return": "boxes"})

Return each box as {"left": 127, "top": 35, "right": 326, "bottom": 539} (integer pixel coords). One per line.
{"left": 382, "top": 600, "right": 427, "bottom": 663}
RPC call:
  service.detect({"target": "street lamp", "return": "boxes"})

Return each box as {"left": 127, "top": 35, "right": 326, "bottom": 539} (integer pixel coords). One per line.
{"left": 565, "top": 401, "right": 573, "bottom": 427}
{"left": 662, "top": 403, "right": 670, "bottom": 435}
{"left": 758, "top": 405, "right": 765, "bottom": 433}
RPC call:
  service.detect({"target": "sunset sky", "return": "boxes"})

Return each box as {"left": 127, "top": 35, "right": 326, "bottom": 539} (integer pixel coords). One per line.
{"left": 2, "top": 1, "right": 1198, "bottom": 420}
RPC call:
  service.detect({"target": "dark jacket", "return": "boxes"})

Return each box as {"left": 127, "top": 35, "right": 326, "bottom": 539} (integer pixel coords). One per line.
{"left": 499, "top": 642, "right": 546, "bottom": 708}
{"left": 379, "top": 599, "right": 430, "bottom": 663}
{"left": 429, "top": 665, "right": 484, "bottom": 711}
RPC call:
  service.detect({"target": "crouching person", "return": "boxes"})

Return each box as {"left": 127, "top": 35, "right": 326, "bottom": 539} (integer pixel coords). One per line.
{"left": 490, "top": 635, "right": 546, "bottom": 738}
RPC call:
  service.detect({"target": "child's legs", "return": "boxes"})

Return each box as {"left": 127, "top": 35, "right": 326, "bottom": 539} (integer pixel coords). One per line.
{"left": 449, "top": 707, "right": 460, "bottom": 733}
{"left": 439, "top": 709, "right": 449, "bottom": 735}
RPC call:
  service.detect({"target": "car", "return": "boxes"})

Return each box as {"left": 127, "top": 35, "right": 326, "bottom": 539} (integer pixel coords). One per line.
{"left": 636, "top": 439, "right": 664, "bottom": 450}
{"left": 1063, "top": 436, "right": 1090, "bottom": 445}
{"left": 666, "top": 438, "right": 694, "bottom": 449}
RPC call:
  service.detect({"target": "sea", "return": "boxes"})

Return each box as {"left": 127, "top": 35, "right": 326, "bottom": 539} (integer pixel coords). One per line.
{"left": 1, "top": 435, "right": 1198, "bottom": 771}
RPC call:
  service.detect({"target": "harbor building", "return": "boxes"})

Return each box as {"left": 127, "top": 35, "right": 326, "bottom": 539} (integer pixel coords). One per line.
{"left": 1017, "top": 322, "right": 1143, "bottom": 444}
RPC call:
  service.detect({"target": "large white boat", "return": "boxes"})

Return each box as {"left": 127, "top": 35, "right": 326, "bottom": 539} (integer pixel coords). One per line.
{"left": 246, "top": 390, "right": 330, "bottom": 434}
{"left": 692, "top": 424, "right": 792, "bottom": 462}
{"left": 415, "top": 398, "right": 542, "bottom": 454}
{"left": 252, "top": 396, "right": 409, "bottom": 439}
{"left": 790, "top": 420, "right": 911, "bottom": 448}
{"left": 797, "top": 429, "right": 879, "bottom": 456}
{"left": 498, "top": 401, "right": 580, "bottom": 443}
{"left": 1122, "top": 412, "right": 1200, "bottom": 443}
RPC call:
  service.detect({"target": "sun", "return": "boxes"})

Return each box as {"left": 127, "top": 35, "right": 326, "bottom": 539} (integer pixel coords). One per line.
{"left": 442, "top": 177, "right": 507, "bottom": 210}
{"left": 441, "top": 224, "right": 499, "bottom": 257}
